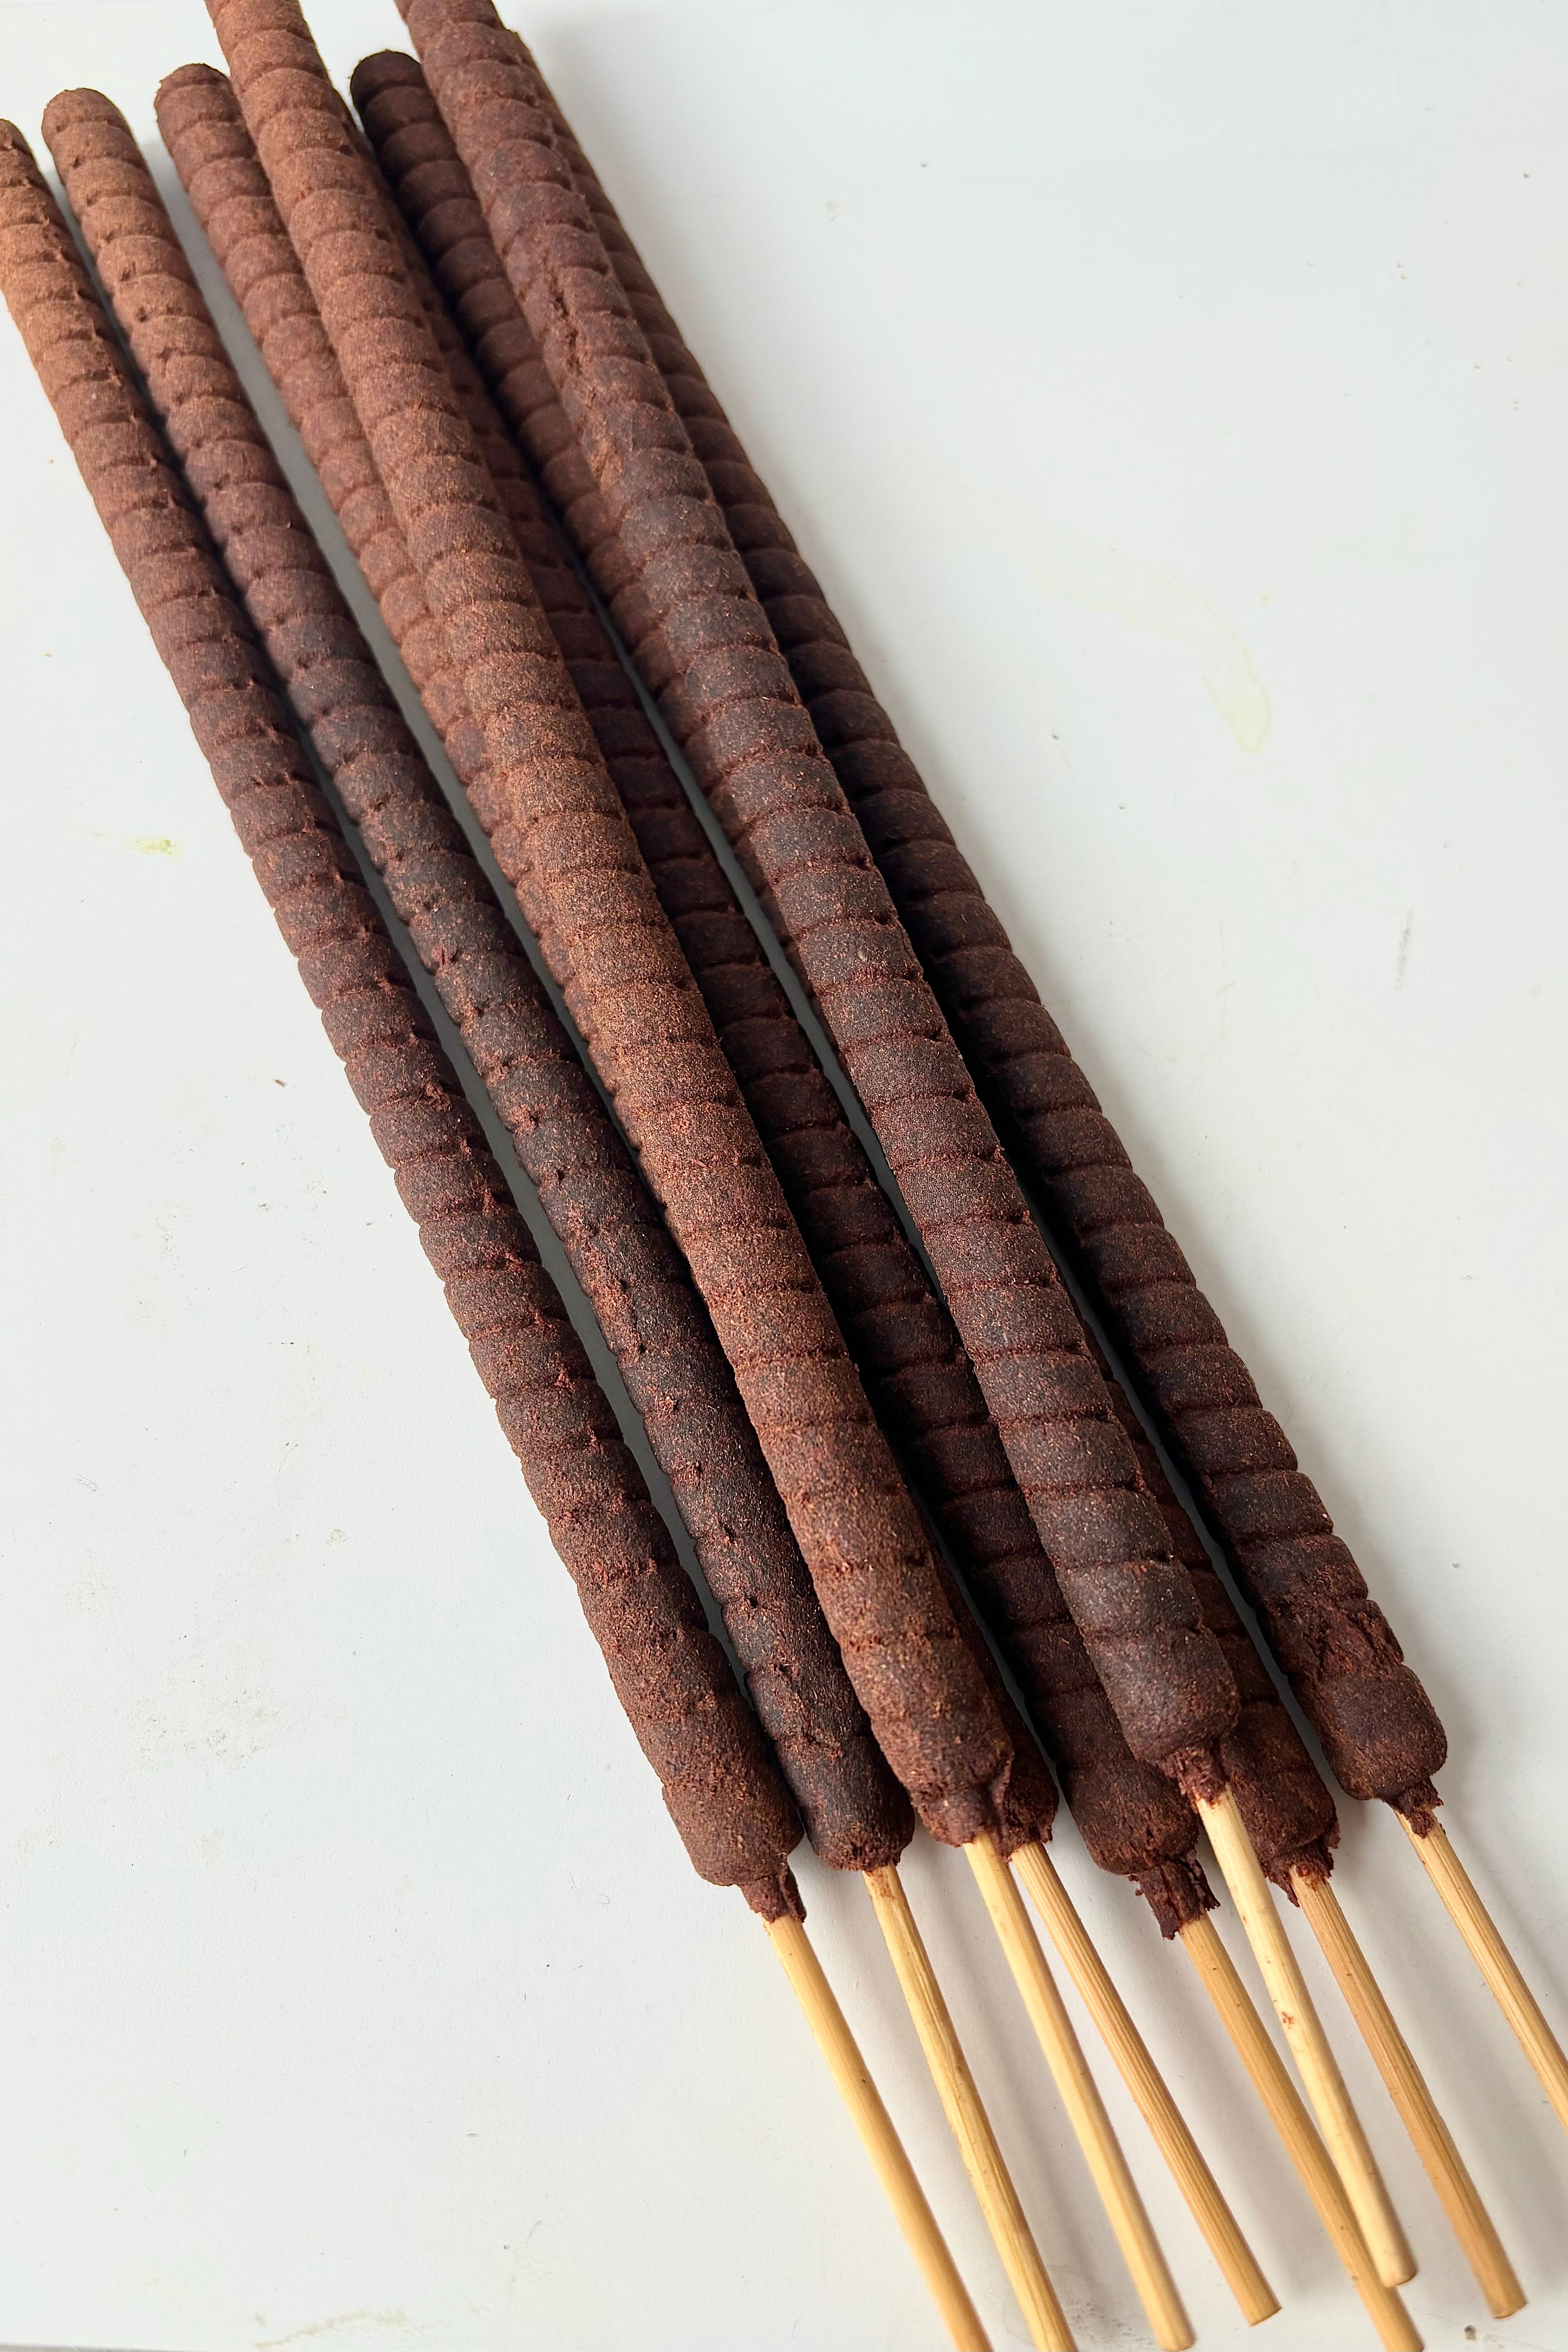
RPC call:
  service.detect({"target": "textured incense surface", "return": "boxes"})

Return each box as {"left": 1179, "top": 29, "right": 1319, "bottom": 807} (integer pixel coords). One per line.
{"left": 361, "top": 36, "right": 1444, "bottom": 1820}
{"left": 373, "top": 6, "right": 1241, "bottom": 1790}
{"left": 374, "top": 150, "right": 1063, "bottom": 1857}
{"left": 153, "top": 65, "right": 485, "bottom": 779}
{"left": 516, "top": 55, "right": 1449, "bottom": 1828}
{"left": 157, "top": 62, "right": 1077, "bottom": 1871}
{"left": 203, "top": 0, "right": 1013, "bottom": 1844}
{"left": 0, "top": 117, "right": 802, "bottom": 1918}
{"left": 281, "top": 55, "right": 1208, "bottom": 1896}
{"left": 162, "top": 58, "right": 1223, "bottom": 1896}
{"left": 350, "top": 57, "right": 611, "bottom": 591}
{"left": 168, "top": 59, "right": 1206, "bottom": 1918}
{"left": 560, "top": 625, "right": 1224, "bottom": 1892}
{"left": 353, "top": 51, "right": 1217, "bottom": 1914}
{"left": 61, "top": 82, "right": 909, "bottom": 1878}
{"left": 1087, "top": 1336, "right": 1338, "bottom": 1887}
{"left": 362, "top": 161, "right": 1070, "bottom": 1860}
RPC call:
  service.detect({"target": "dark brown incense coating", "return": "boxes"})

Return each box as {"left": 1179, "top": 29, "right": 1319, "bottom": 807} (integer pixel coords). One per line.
{"left": 152, "top": 61, "right": 1060, "bottom": 1870}
{"left": 362, "top": 113, "right": 1068, "bottom": 1864}
{"left": 163, "top": 68, "right": 1221, "bottom": 1932}
{"left": 553, "top": 616, "right": 1211, "bottom": 1892}
{"left": 377, "top": 192, "right": 1064, "bottom": 1872}
{"left": 153, "top": 65, "right": 487, "bottom": 772}
{"left": 933, "top": 1547, "right": 1057, "bottom": 1859}
{"left": 361, "top": 38, "right": 1445, "bottom": 1823}
{"left": 1087, "top": 1336, "right": 1338, "bottom": 1889}
{"left": 0, "top": 116, "right": 803, "bottom": 1919}
{"left": 159, "top": 65, "right": 1226, "bottom": 1919}
{"left": 381, "top": 0, "right": 1240, "bottom": 1792}
{"left": 363, "top": 54, "right": 1255, "bottom": 1913}
{"left": 204, "top": 0, "right": 1014, "bottom": 1845}
{"left": 52, "top": 84, "right": 910, "bottom": 1878}
{"left": 334, "top": 63, "right": 1195, "bottom": 1898}
{"left": 362, "top": 37, "right": 1438, "bottom": 1825}
{"left": 350, "top": 58, "right": 612, "bottom": 571}
{"left": 498, "top": 95, "right": 1437, "bottom": 1830}
{"left": 164, "top": 44, "right": 998, "bottom": 1853}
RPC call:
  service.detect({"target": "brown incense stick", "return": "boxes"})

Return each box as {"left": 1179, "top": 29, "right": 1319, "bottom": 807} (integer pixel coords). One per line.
{"left": 354, "top": 34, "right": 1447, "bottom": 1836}
{"left": 204, "top": 0, "right": 1022, "bottom": 1859}
{"left": 0, "top": 117, "right": 989, "bottom": 2347}
{"left": 56, "top": 84, "right": 1080, "bottom": 2337}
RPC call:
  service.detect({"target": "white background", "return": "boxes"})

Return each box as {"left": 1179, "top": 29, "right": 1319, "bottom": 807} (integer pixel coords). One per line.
{"left": 1, "top": 3, "right": 1565, "bottom": 2347}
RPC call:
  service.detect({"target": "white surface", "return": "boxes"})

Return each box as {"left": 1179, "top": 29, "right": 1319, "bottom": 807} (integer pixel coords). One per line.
{"left": 1, "top": 2, "right": 1565, "bottom": 2346}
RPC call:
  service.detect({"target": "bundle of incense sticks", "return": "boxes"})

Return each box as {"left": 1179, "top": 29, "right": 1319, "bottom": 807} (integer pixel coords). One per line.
{"left": 0, "top": 6, "right": 1562, "bottom": 2344}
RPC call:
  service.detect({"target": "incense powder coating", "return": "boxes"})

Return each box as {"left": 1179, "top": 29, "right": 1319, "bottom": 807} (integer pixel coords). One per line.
{"left": 0, "top": 118, "right": 803, "bottom": 1917}
{"left": 380, "top": 0, "right": 1242, "bottom": 1789}
{"left": 364, "top": 29, "right": 1443, "bottom": 1820}
{"left": 61, "top": 78, "right": 911, "bottom": 1879}
{"left": 202, "top": 0, "right": 1015, "bottom": 1845}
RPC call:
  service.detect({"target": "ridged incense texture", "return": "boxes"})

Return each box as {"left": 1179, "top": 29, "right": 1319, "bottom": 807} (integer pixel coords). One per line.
{"left": 360, "top": 40, "right": 1447, "bottom": 1821}
{"left": 157, "top": 62, "right": 991, "bottom": 1857}
{"left": 1085, "top": 1333, "right": 1339, "bottom": 1889}
{"left": 610, "top": 765, "right": 1226, "bottom": 1913}
{"left": 54, "top": 85, "right": 910, "bottom": 1879}
{"left": 202, "top": 0, "right": 1014, "bottom": 1845}
{"left": 330, "top": 70, "right": 1206, "bottom": 1902}
{"left": 337, "top": 71, "right": 1215, "bottom": 1922}
{"left": 161, "top": 66, "right": 1176, "bottom": 1899}
{"left": 377, "top": 187, "right": 1071, "bottom": 1869}
{"left": 566, "top": 618, "right": 1216, "bottom": 1892}
{"left": 172, "top": 58, "right": 1283, "bottom": 1925}
{"left": 154, "top": 70, "right": 1063, "bottom": 1884}
{"left": 152, "top": 67, "right": 473, "bottom": 763}
{"left": 378, "top": 5, "right": 1241, "bottom": 1792}
{"left": 493, "top": 95, "right": 1442, "bottom": 1830}
{"left": 163, "top": 68, "right": 1207, "bottom": 1927}
{"left": 0, "top": 117, "right": 803, "bottom": 1919}
{"left": 349, "top": 65, "right": 613, "bottom": 581}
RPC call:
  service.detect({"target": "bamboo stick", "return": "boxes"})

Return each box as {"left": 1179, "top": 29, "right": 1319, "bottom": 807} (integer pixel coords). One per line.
{"left": 1398, "top": 1814, "right": 1568, "bottom": 2138}
{"left": 1293, "top": 1868, "right": 1522, "bottom": 2317}
{"left": 1179, "top": 1914, "right": 1422, "bottom": 2352}
{"left": 1198, "top": 1788, "right": 1413, "bottom": 2287}
{"left": 865, "top": 1866, "right": 1075, "bottom": 2350}
{"left": 964, "top": 1834, "right": 1193, "bottom": 2352}
{"left": 1013, "top": 1840, "right": 1276, "bottom": 2324}
{"left": 767, "top": 1915, "right": 991, "bottom": 2351}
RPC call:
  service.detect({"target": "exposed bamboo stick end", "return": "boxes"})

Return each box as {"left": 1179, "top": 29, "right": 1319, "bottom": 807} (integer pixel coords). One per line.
{"left": 1398, "top": 1812, "right": 1568, "bottom": 2140}
{"left": 1179, "top": 1914, "right": 1423, "bottom": 2352}
{"left": 1013, "top": 1840, "right": 1277, "bottom": 2324}
{"left": 963, "top": 1832, "right": 1194, "bottom": 2352}
{"left": 864, "top": 1865, "right": 1075, "bottom": 2351}
{"left": 1293, "top": 1868, "right": 1523, "bottom": 2317}
{"left": 766, "top": 1914, "right": 992, "bottom": 2352}
{"left": 1197, "top": 1787, "right": 1415, "bottom": 2287}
